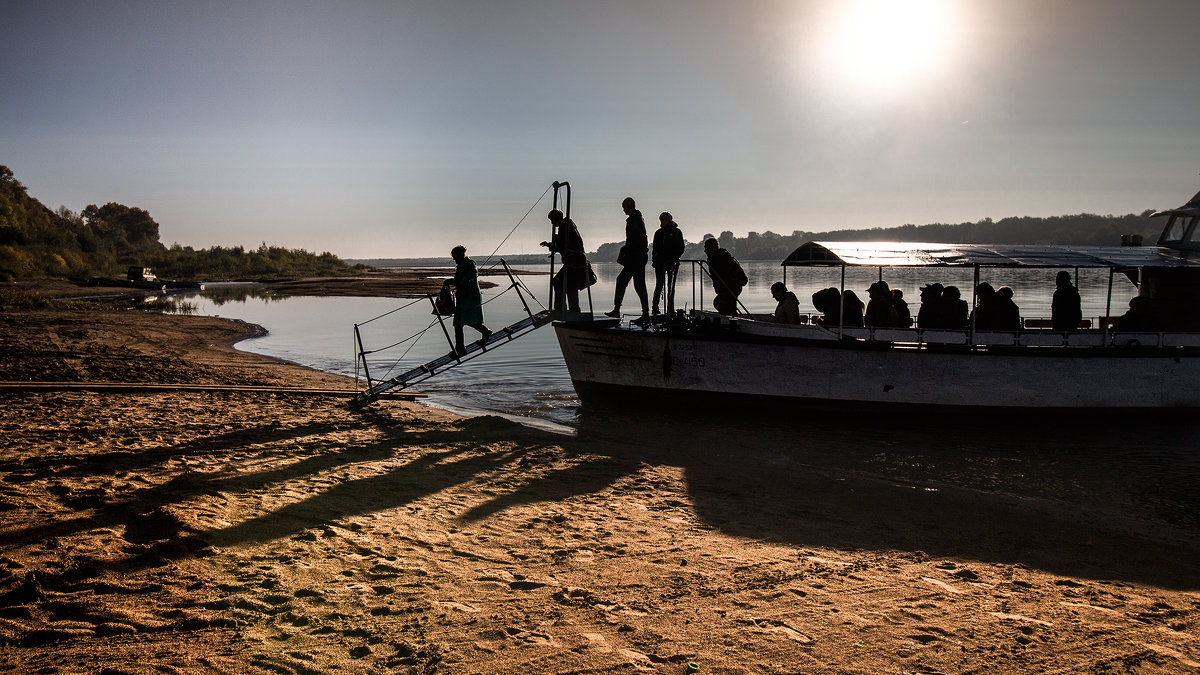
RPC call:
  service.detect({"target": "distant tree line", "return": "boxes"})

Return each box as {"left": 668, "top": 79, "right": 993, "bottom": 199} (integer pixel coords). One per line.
{"left": 0, "top": 165, "right": 356, "bottom": 281}
{"left": 594, "top": 212, "right": 1163, "bottom": 262}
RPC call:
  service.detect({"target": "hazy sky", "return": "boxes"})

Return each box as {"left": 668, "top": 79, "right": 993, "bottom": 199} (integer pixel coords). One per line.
{"left": 3, "top": 1, "right": 1199, "bottom": 258}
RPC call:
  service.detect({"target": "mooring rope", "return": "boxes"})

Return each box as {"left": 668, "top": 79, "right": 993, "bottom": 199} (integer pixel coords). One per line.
{"left": 480, "top": 183, "right": 553, "bottom": 272}
{"left": 356, "top": 295, "right": 428, "bottom": 327}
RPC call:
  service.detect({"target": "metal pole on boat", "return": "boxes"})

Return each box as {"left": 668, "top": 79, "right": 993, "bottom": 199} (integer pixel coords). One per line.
{"left": 838, "top": 264, "right": 846, "bottom": 339}
{"left": 1105, "top": 267, "right": 1115, "bottom": 343}
{"left": 970, "top": 265, "right": 980, "bottom": 346}
{"left": 551, "top": 181, "right": 571, "bottom": 317}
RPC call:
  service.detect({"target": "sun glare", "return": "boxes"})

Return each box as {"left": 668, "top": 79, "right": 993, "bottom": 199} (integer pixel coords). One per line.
{"left": 817, "top": 0, "right": 955, "bottom": 97}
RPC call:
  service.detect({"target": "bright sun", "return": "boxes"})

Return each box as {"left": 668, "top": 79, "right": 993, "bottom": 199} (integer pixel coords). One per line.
{"left": 817, "top": 0, "right": 955, "bottom": 97}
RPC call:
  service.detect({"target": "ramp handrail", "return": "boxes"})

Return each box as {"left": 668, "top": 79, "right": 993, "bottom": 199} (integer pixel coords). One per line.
{"left": 351, "top": 259, "right": 552, "bottom": 407}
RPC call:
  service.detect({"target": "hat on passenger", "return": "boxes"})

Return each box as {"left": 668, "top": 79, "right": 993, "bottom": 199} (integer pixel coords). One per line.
{"left": 868, "top": 280, "right": 890, "bottom": 294}
{"left": 920, "top": 282, "right": 943, "bottom": 293}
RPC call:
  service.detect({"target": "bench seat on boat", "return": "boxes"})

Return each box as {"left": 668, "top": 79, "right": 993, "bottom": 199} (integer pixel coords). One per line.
{"left": 1022, "top": 318, "right": 1092, "bottom": 329}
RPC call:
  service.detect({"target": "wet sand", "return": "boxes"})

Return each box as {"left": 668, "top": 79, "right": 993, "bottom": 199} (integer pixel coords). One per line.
{"left": 1, "top": 296, "right": 1198, "bottom": 673}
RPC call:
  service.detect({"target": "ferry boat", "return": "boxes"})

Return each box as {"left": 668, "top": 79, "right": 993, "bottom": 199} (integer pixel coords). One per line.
{"left": 552, "top": 187, "right": 1200, "bottom": 413}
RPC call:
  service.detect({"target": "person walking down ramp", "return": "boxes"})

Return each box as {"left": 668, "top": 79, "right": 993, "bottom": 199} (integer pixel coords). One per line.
{"left": 444, "top": 245, "right": 491, "bottom": 356}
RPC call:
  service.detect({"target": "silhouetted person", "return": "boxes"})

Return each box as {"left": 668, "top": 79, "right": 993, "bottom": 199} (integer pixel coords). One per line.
{"left": 841, "top": 290, "right": 866, "bottom": 327}
{"left": 865, "top": 280, "right": 899, "bottom": 327}
{"left": 771, "top": 281, "right": 801, "bottom": 324}
{"left": 812, "top": 287, "right": 865, "bottom": 328}
{"left": 541, "top": 209, "right": 587, "bottom": 313}
{"left": 1051, "top": 270, "right": 1082, "bottom": 331}
{"left": 703, "top": 238, "right": 746, "bottom": 316}
{"left": 812, "top": 287, "right": 841, "bottom": 326}
{"left": 971, "top": 282, "right": 1001, "bottom": 330}
{"left": 942, "top": 285, "right": 969, "bottom": 329}
{"left": 892, "top": 289, "right": 912, "bottom": 327}
{"left": 917, "top": 282, "right": 944, "bottom": 328}
{"left": 606, "top": 197, "right": 649, "bottom": 319}
{"left": 1114, "top": 296, "right": 1156, "bottom": 332}
{"left": 444, "top": 245, "right": 491, "bottom": 356}
{"left": 973, "top": 283, "right": 1020, "bottom": 331}
{"left": 997, "top": 286, "right": 1022, "bottom": 330}
{"left": 651, "top": 211, "right": 685, "bottom": 315}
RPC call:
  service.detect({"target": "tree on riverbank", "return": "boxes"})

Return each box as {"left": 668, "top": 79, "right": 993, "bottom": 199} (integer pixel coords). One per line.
{"left": 0, "top": 165, "right": 356, "bottom": 281}
{"left": 594, "top": 212, "right": 1161, "bottom": 262}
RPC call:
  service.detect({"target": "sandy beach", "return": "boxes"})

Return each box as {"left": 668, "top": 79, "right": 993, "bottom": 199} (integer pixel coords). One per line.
{"left": 1, "top": 292, "right": 1199, "bottom": 673}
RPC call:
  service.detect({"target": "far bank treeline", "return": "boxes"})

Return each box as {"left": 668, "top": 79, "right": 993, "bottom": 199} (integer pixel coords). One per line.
{"left": 0, "top": 165, "right": 357, "bottom": 282}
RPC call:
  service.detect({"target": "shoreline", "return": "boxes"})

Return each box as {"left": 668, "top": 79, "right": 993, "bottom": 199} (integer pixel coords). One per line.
{"left": 1, "top": 299, "right": 1198, "bottom": 672}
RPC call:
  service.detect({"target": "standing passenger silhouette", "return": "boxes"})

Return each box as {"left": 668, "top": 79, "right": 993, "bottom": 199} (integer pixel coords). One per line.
{"left": 606, "top": 197, "right": 649, "bottom": 319}
{"left": 651, "top": 212, "right": 685, "bottom": 315}
{"left": 541, "top": 209, "right": 587, "bottom": 314}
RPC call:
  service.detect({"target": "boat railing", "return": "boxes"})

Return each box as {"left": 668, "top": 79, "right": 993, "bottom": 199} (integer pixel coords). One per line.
{"left": 732, "top": 313, "right": 1200, "bottom": 350}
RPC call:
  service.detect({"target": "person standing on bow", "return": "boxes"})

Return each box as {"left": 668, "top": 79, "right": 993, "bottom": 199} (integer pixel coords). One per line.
{"left": 541, "top": 209, "right": 588, "bottom": 313}
{"left": 651, "top": 211, "right": 685, "bottom": 316}
{"left": 703, "top": 238, "right": 747, "bottom": 316}
{"left": 444, "top": 245, "right": 491, "bottom": 356}
{"left": 605, "top": 196, "right": 649, "bottom": 320}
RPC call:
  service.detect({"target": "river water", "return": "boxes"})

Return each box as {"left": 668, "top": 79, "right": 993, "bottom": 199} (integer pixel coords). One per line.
{"left": 169, "top": 261, "right": 1139, "bottom": 427}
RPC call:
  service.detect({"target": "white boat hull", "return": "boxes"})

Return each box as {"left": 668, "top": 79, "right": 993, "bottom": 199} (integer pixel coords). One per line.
{"left": 554, "top": 320, "right": 1200, "bottom": 411}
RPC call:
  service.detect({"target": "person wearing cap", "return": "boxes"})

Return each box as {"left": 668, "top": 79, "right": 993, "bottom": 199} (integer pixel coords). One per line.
{"left": 864, "top": 280, "right": 899, "bottom": 327}
{"left": 651, "top": 211, "right": 685, "bottom": 315}
{"left": 917, "top": 282, "right": 945, "bottom": 329}
{"left": 541, "top": 209, "right": 588, "bottom": 313}
{"left": 1051, "top": 270, "right": 1082, "bottom": 331}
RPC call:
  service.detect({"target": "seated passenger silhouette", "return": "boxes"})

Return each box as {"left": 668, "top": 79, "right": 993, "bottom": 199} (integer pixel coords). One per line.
{"left": 892, "top": 288, "right": 913, "bottom": 327}
{"left": 811, "top": 287, "right": 864, "bottom": 327}
{"left": 771, "top": 282, "right": 802, "bottom": 324}
{"left": 917, "top": 283, "right": 945, "bottom": 328}
{"left": 1051, "top": 270, "right": 1083, "bottom": 331}
{"left": 864, "top": 280, "right": 899, "bottom": 327}
{"left": 1114, "top": 296, "right": 1156, "bottom": 332}
{"left": 996, "top": 286, "right": 1022, "bottom": 330}
{"left": 942, "top": 285, "right": 969, "bottom": 329}
{"left": 971, "top": 283, "right": 1005, "bottom": 330}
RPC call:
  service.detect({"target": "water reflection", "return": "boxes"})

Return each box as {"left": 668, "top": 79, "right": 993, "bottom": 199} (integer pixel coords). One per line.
{"left": 190, "top": 282, "right": 282, "bottom": 306}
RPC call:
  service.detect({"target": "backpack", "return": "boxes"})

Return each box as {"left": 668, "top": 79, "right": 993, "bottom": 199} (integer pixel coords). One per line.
{"left": 432, "top": 285, "right": 456, "bottom": 316}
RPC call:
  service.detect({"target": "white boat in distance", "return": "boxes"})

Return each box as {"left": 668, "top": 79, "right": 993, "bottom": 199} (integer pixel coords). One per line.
{"left": 552, "top": 186, "right": 1200, "bottom": 413}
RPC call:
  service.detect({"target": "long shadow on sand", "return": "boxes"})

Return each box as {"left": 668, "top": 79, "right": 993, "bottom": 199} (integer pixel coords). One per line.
{"left": 10, "top": 401, "right": 1198, "bottom": 590}
{"left": 565, "top": 408, "right": 1200, "bottom": 591}
{"left": 203, "top": 404, "right": 1200, "bottom": 590}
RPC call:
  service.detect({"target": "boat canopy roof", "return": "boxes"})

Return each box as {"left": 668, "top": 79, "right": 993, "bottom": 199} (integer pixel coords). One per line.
{"left": 781, "top": 241, "right": 1200, "bottom": 269}
{"left": 1150, "top": 188, "right": 1200, "bottom": 218}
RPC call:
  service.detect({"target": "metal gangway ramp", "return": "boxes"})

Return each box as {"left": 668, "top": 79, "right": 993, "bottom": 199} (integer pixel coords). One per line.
{"left": 351, "top": 260, "right": 554, "bottom": 407}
